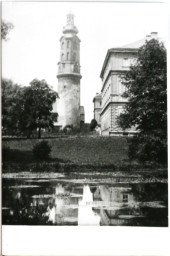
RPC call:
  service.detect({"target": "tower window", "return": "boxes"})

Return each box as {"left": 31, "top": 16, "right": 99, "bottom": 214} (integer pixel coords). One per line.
{"left": 61, "top": 53, "right": 64, "bottom": 60}
{"left": 67, "top": 52, "right": 69, "bottom": 60}
{"left": 62, "top": 42, "right": 64, "bottom": 49}
{"left": 67, "top": 40, "right": 70, "bottom": 48}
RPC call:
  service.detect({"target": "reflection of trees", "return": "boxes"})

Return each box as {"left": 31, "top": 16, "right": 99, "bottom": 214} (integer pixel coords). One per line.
{"left": 3, "top": 203, "right": 52, "bottom": 225}
{"left": 93, "top": 184, "right": 168, "bottom": 227}
{"left": 3, "top": 186, "right": 55, "bottom": 225}
{"left": 131, "top": 183, "right": 168, "bottom": 205}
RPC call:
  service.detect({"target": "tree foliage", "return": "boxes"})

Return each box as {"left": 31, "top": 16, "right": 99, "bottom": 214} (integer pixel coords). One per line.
{"left": 18, "top": 79, "right": 58, "bottom": 138}
{"left": 117, "top": 39, "right": 167, "bottom": 163}
{"left": 2, "top": 79, "right": 58, "bottom": 138}
{"left": 90, "top": 119, "right": 98, "bottom": 131}
{"left": 2, "top": 79, "right": 25, "bottom": 135}
{"left": 1, "top": 20, "right": 14, "bottom": 40}
{"left": 33, "top": 141, "right": 51, "bottom": 160}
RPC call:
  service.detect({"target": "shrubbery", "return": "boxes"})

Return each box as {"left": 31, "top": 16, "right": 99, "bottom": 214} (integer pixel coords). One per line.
{"left": 2, "top": 147, "right": 11, "bottom": 162}
{"left": 32, "top": 141, "right": 51, "bottom": 160}
{"left": 90, "top": 119, "right": 97, "bottom": 131}
{"left": 127, "top": 133, "right": 167, "bottom": 164}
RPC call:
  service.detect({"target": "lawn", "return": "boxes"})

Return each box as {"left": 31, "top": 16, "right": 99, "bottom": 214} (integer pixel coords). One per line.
{"left": 2, "top": 136, "right": 168, "bottom": 175}
{"left": 2, "top": 136, "right": 129, "bottom": 165}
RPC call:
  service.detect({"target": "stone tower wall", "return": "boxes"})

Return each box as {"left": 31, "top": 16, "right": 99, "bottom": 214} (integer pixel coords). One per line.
{"left": 57, "top": 75, "right": 80, "bottom": 127}
{"left": 57, "top": 12, "right": 81, "bottom": 128}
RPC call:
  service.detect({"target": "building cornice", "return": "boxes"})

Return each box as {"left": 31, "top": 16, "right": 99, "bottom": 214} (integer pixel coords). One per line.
{"left": 100, "top": 101, "right": 128, "bottom": 116}
{"left": 57, "top": 73, "right": 82, "bottom": 79}
{"left": 60, "top": 35, "right": 81, "bottom": 42}
{"left": 94, "top": 107, "right": 102, "bottom": 110}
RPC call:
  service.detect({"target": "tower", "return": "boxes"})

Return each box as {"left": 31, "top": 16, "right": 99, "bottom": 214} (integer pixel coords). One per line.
{"left": 57, "top": 12, "right": 82, "bottom": 128}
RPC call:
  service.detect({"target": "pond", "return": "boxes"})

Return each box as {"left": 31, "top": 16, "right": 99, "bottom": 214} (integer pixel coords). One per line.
{"left": 2, "top": 172, "right": 168, "bottom": 226}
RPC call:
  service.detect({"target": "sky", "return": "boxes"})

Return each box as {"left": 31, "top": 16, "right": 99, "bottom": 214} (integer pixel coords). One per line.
{"left": 2, "top": 1, "right": 168, "bottom": 122}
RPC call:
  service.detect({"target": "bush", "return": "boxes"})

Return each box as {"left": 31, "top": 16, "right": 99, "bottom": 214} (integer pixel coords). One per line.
{"left": 32, "top": 141, "right": 51, "bottom": 160}
{"left": 2, "top": 146, "right": 11, "bottom": 161}
{"left": 127, "top": 133, "right": 167, "bottom": 164}
{"left": 90, "top": 119, "right": 97, "bottom": 131}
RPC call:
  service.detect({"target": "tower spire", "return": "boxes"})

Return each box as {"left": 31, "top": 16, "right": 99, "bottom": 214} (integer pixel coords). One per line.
{"left": 67, "top": 11, "right": 74, "bottom": 26}
{"left": 63, "top": 11, "right": 78, "bottom": 35}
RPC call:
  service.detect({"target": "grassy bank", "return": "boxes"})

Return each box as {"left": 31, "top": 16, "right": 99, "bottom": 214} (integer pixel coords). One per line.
{"left": 2, "top": 136, "right": 129, "bottom": 165}
{"left": 2, "top": 136, "right": 167, "bottom": 173}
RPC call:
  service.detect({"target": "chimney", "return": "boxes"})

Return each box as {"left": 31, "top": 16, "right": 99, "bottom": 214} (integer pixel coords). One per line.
{"left": 146, "top": 34, "right": 151, "bottom": 41}
{"left": 150, "top": 32, "right": 158, "bottom": 39}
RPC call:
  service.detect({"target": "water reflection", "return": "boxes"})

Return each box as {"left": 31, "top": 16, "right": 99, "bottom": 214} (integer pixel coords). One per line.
{"left": 2, "top": 177, "right": 168, "bottom": 226}
{"left": 78, "top": 185, "right": 100, "bottom": 225}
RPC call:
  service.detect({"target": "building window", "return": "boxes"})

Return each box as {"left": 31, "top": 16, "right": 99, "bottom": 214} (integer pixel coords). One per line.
{"left": 67, "top": 52, "right": 69, "bottom": 60}
{"left": 73, "top": 41, "right": 77, "bottom": 49}
{"left": 123, "top": 58, "right": 129, "bottom": 67}
{"left": 61, "top": 53, "right": 64, "bottom": 60}
{"left": 61, "top": 42, "right": 64, "bottom": 49}
{"left": 122, "top": 194, "right": 128, "bottom": 203}
{"left": 73, "top": 52, "right": 76, "bottom": 61}
{"left": 67, "top": 40, "right": 70, "bottom": 48}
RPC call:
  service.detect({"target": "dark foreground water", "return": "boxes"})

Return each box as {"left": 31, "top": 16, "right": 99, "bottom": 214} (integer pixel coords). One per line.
{"left": 2, "top": 172, "right": 168, "bottom": 226}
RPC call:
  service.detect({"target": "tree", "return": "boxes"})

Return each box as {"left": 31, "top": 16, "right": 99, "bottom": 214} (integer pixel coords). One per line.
{"left": 90, "top": 119, "right": 97, "bottom": 131}
{"left": 1, "top": 20, "right": 14, "bottom": 40}
{"left": 117, "top": 39, "right": 167, "bottom": 163}
{"left": 2, "top": 79, "right": 25, "bottom": 135}
{"left": 18, "top": 79, "right": 58, "bottom": 138}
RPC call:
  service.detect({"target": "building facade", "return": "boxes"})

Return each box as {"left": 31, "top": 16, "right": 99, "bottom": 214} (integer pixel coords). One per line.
{"left": 55, "top": 12, "right": 84, "bottom": 128}
{"left": 93, "top": 93, "right": 102, "bottom": 125}
{"left": 98, "top": 32, "right": 160, "bottom": 136}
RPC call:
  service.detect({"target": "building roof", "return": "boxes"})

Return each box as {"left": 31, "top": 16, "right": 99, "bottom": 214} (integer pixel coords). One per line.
{"left": 100, "top": 32, "right": 165, "bottom": 78}
{"left": 121, "top": 38, "right": 146, "bottom": 48}
{"left": 121, "top": 36, "right": 164, "bottom": 48}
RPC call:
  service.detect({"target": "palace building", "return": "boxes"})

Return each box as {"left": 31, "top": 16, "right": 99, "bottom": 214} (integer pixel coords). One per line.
{"left": 96, "top": 32, "right": 161, "bottom": 136}
{"left": 54, "top": 12, "right": 84, "bottom": 128}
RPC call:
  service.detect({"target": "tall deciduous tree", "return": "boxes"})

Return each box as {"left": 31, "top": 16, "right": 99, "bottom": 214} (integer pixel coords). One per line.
{"left": 2, "top": 79, "right": 24, "bottom": 135}
{"left": 2, "top": 79, "right": 58, "bottom": 138}
{"left": 117, "top": 39, "right": 167, "bottom": 163}
{"left": 19, "top": 79, "right": 58, "bottom": 138}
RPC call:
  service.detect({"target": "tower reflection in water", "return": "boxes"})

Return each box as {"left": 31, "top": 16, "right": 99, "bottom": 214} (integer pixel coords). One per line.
{"left": 46, "top": 184, "right": 100, "bottom": 225}
{"left": 78, "top": 185, "right": 100, "bottom": 225}
{"left": 3, "top": 179, "right": 168, "bottom": 226}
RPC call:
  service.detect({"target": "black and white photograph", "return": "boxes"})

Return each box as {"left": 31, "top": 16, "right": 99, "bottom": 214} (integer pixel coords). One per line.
{"left": 1, "top": 1, "right": 169, "bottom": 253}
